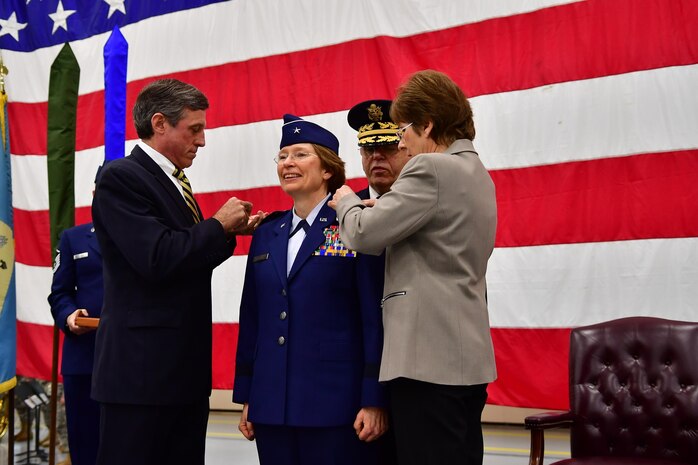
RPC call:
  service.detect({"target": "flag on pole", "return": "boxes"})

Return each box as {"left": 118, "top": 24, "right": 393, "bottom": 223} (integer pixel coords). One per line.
{"left": 103, "top": 26, "right": 127, "bottom": 162}
{"left": 2, "top": 0, "right": 698, "bottom": 409}
{"left": 0, "top": 70, "right": 17, "bottom": 394}
{"left": 47, "top": 43, "right": 79, "bottom": 255}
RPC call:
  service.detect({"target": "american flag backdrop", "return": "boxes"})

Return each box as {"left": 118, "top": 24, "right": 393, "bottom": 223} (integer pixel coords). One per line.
{"left": 2, "top": 0, "right": 697, "bottom": 410}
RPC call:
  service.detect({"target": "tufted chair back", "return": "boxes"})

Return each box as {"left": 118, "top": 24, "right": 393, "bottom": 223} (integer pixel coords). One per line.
{"left": 568, "top": 317, "right": 698, "bottom": 463}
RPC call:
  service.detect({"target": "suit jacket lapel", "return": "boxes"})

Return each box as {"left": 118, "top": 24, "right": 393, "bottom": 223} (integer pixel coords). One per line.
{"left": 269, "top": 211, "right": 292, "bottom": 287}
{"left": 288, "top": 202, "right": 335, "bottom": 281}
{"left": 131, "top": 146, "right": 196, "bottom": 226}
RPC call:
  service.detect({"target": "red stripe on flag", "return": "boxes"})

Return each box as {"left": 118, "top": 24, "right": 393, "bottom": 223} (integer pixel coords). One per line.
{"left": 8, "top": 0, "right": 698, "bottom": 155}
{"left": 16, "top": 179, "right": 368, "bottom": 266}
{"left": 15, "top": 151, "right": 698, "bottom": 266}
{"left": 209, "top": 325, "right": 572, "bottom": 408}
{"left": 18, "top": 314, "right": 570, "bottom": 408}
{"left": 493, "top": 149, "right": 698, "bottom": 247}
{"left": 16, "top": 320, "right": 62, "bottom": 382}
{"left": 212, "top": 323, "right": 238, "bottom": 390}
{"left": 15, "top": 208, "right": 51, "bottom": 266}
{"left": 18, "top": 320, "right": 238, "bottom": 390}
{"left": 488, "top": 327, "right": 571, "bottom": 410}
{"left": 15, "top": 207, "right": 91, "bottom": 266}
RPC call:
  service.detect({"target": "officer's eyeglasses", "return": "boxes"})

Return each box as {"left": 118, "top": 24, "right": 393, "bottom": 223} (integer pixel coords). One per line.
{"left": 395, "top": 122, "right": 414, "bottom": 140}
{"left": 359, "top": 145, "right": 400, "bottom": 158}
{"left": 274, "top": 151, "right": 317, "bottom": 164}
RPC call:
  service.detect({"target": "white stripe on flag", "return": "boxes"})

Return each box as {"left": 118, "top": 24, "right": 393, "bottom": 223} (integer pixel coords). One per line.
{"left": 488, "top": 238, "right": 698, "bottom": 328}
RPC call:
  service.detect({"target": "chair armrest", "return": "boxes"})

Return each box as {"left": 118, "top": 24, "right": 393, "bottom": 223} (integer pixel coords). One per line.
{"left": 525, "top": 411, "right": 575, "bottom": 430}
{"left": 524, "top": 411, "right": 575, "bottom": 465}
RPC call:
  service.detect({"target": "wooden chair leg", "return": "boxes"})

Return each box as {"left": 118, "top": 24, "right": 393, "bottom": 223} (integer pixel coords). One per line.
{"left": 529, "top": 427, "right": 544, "bottom": 465}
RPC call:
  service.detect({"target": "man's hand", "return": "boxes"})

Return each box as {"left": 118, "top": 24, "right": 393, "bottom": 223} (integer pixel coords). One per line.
{"left": 328, "top": 185, "right": 356, "bottom": 210}
{"left": 233, "top": 210, "right": 267, "bottom": 235}
{"left": 238, "top": 403, "right": 255, "bottom": 441}
{"left": 67, "top": 309, "right": 95, "bottom": 335}
{"left": 213, "top": 197, "right": 253, "bottom": 236}
{"left": 353, "top": 406, "right": 387, "bottom": 442}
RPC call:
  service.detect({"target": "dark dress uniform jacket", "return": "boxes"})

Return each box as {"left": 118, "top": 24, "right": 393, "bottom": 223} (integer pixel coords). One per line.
{"left": 91, "top": 145, "right": 236, "bottom": 405}
{"left": 233, "top": 201, "right": 386, "bottom": 426}
{"left": 48, "top": 223, "right": 103, "bottom": 375}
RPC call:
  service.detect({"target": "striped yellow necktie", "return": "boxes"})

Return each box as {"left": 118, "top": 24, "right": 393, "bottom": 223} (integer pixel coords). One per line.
{"left": 172, "top": 168, "right": 203, "bottom": 223}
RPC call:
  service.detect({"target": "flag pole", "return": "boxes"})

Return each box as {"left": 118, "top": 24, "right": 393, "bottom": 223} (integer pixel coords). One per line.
{"left": 0, "top": 51, "right": 14, "bottom": 465}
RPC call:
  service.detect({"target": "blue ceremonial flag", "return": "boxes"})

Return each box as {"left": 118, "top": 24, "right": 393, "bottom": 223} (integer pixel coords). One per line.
{"left": 0, "top": 90, "right": 17, "bottom": 394}
{"left": 103, "top": 26, "right": 128, "bottom": 162}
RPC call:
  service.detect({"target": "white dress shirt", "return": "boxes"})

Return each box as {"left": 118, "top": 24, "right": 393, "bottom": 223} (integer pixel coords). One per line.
{"left": 286, "top": 194, "right": 329, "bottom": 276}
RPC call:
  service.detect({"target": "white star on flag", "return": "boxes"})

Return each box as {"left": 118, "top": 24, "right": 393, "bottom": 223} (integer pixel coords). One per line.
{"left": 49, "top": 0, "right": 77, "bottom": 34}
{"left": 294, "top": 127, "right": 301, "bottom": 133}
{"left": 104, "top": 0, "right": 126, "bottom": 19}
{"left": 0, "top": 12, "right": 28, "bottom": 42}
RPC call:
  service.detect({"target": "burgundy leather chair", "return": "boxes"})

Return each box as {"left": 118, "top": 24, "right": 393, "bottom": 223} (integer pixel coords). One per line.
{"left": 525, "top": 317, "right": 698, "bottom": 465}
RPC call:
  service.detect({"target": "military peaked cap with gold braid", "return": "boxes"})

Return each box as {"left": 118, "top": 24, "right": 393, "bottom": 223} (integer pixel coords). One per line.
{"left": 347, "top": 99, "right": 399, "bottom": 147}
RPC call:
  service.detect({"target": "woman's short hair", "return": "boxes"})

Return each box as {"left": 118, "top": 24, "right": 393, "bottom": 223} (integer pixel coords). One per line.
{"left": 133, "top": 79, "right": 209, "bottom": 139}
{"left": 391, "top": 70, "right": 475, "bottom": 145}
{"left": 312, "top": 144, "right": 346, "bottom": 193}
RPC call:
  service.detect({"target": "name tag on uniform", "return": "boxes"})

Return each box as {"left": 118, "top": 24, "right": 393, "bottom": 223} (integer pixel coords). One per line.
{"left": 73, "top": 252, "right": 89, "bottom": 260}
{"left": 253, "top": 253, "right": 269, "bottom": 263}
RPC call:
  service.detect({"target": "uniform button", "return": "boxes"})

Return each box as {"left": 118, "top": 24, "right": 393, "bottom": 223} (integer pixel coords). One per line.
{"left": 281, "top": 289, "right": 287, "bottom": 296}
{"left": 278, "top": 336, "right": 286, "bottom": 345}
{"left": 280, "top": 311, "right": 287, "bottom": 320}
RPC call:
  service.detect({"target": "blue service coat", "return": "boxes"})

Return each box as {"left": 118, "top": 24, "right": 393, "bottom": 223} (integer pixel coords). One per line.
{"left": 48, "top": 223, "right": 104, "bottom": 375}
{"left": 233, "top": 201, "right": 387, "bottom": 427}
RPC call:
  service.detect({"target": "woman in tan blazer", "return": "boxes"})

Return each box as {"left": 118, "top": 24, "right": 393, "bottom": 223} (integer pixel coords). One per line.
{"left": 331, "top": 70, "right": 497, "bottom": 465}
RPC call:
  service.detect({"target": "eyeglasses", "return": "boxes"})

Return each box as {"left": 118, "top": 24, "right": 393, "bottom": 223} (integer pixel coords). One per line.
{"left": 359, "top": 145, "right": 400, "bottom": 158}
{"left": 273, "top": 151, "right": 317, "bottom": 164}
{"left": 395, "top": 122, "right": 413, "bottom": 140}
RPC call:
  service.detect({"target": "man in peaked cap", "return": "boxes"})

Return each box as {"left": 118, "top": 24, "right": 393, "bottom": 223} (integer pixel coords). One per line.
{"left": 347, "top": 101, "right": 407, "bottom": 465}
{"left": 347, "top": 99, "right": 411, "bottom": 200}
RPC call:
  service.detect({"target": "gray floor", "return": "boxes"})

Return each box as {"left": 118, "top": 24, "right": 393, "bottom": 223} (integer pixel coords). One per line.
{"left": 205, "top": 411, "right": 571, "bottom": 465}
{"left": 5, "top": 410, "right": 571, "bottom": 464}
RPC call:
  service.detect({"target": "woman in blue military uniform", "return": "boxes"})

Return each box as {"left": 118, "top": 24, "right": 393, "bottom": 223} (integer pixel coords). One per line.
{"left": 47, "top": 219, "right": 103, "bottom": 465}
{"left": 234, "top": 114, "right": 387, "bottom": 465}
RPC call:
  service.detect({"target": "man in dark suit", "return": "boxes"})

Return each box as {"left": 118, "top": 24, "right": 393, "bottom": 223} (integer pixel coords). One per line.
{"left": 347, "top": 100, "right": 411, "bottom": 465}
{"left": 91, "top": 79, "right": 260, "bottom": 465}
{"left": 48, "top": 215, "right": 103, "bottom": 465}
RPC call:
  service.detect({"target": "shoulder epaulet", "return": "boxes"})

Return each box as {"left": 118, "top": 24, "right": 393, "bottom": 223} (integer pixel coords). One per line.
{"left": 260, "top": 210, "right": 288, "bottom": 225}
